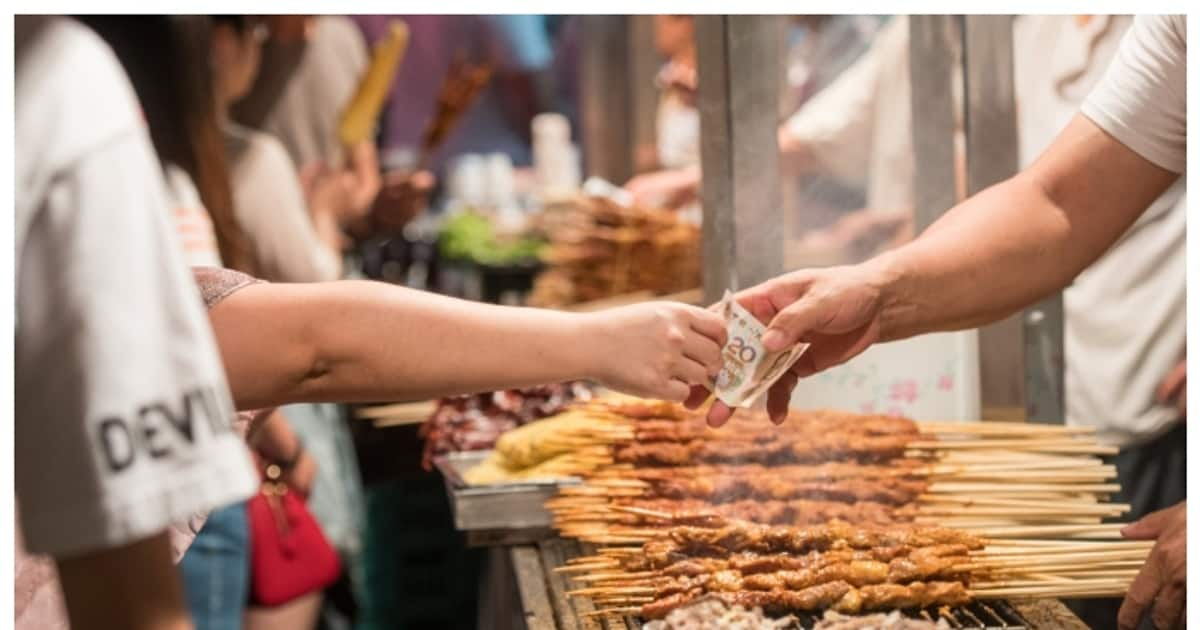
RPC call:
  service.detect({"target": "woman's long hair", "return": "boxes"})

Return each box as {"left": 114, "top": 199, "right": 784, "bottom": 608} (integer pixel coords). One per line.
{"left": 77, "top": 16, "right": 256, "bottom": 273}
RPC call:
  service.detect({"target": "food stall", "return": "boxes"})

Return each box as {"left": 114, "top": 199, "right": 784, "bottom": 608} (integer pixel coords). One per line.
{"left": 359, "top": 14, "right": 1106, "bottom": 629}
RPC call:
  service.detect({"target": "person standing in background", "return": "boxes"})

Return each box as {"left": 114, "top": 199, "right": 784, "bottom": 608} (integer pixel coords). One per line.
{"left": 625, "top": 14, "right": 882, "bottom": 225}
{"left": 231, "top": 15, "right": 380, "bottom": 221}
{"left": 352, "top": 15, "right": 559, "bottom": 174}
{"left": 229, "top": 15, "right": 382, "bottom": 629}
{"left": 211, "top": 15, "right": 348, "bottom": 284}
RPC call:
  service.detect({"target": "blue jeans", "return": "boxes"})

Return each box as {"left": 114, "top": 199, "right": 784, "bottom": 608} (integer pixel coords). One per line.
{"left": 180, "top": 502, "right": 250, "bottom": 630}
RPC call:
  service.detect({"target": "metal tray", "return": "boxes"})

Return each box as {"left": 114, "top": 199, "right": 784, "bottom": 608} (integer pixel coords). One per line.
{"left": 433, "top": 450, "right": 581, "bottom": 532}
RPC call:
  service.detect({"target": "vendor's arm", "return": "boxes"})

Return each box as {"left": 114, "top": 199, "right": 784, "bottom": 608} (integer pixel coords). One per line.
{"left": 209, "top": 282, "right": 726, "bottom": 409}
{"left": 868, "top": 113, "right": 1178, "bottom": 338}
{"left": 707, "top": 16, "right": 1186, "bottom": 426}
{"left": 710, "top": 115, "right": 1177, "bottom": 426}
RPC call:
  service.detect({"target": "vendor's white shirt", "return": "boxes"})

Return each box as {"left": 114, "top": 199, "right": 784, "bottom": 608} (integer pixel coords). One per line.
{"left": 1041, "top": 14, "right": 1186, "bottom": 447}
{"left": 1080, "top": 15, "right": 1187, "bottom": 175}
{"left": 15, "top": 17, "right": 257, "bottom": 558}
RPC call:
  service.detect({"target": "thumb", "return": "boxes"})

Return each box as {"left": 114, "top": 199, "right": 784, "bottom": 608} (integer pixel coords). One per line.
{"left": 1122, "top": 506, "right": 1175, "bottom": 540}
{"left": 763, "top": 298, "right": 823, "bottom": 353}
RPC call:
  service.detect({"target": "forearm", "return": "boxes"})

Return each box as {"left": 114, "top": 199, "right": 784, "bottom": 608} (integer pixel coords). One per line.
{"left": 866, "top": 177, "right": 1076, "bottom": 340}
{"left": 866, "top": 116, "right": 1178, "bottom": 341}
{"left": 57, "top": 532, "right": 192, "bottom": 630}
{"left": 212, "top": 282, "right": 595, "bottom": 408}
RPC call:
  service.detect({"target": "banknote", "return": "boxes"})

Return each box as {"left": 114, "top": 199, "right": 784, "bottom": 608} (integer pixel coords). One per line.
{"left": 712, "top": 291, "right": 810, "bottom": 408}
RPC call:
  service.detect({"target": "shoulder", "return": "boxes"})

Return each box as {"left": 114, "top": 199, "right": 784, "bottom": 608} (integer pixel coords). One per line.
{"left": 317, "top": 15, "right": 367, "bottom": 49}
{"left": 192, "top": 267, "right": 264, "bottom": 309}
{"left": 226, "top": 124, "right": 299, "bottom": 179}
{"left": 16, "top": 18, "right": 145, "bottom": 195}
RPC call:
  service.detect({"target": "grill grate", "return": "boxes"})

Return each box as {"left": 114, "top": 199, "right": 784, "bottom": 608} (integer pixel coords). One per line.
{"left": 789, "top": 601, "right": 1031, "bottom": 629}
{"left": 625, "top": 600, "right": 1032, "bottom": 629}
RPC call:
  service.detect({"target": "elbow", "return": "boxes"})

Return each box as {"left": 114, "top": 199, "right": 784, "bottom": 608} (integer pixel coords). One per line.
{"left": 289, "top": 339, "right": 335, "bottom": 402}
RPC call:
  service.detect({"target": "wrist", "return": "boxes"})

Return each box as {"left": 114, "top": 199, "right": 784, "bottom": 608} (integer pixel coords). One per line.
{"left": 860, "top": 251, "right": 908, "bottom": 342}
{"left": 564, "top": 311, "right": 612, "bottom": 385}
{"left": 272, "top": 440, "right": 305, "bottom": 472}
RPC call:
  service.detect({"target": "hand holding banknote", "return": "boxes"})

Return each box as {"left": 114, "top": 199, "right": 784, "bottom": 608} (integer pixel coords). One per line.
{"left": 706, "top": 265, "right": 886, "bottom": 427}
{"left": 707, "top": 291, "right": 810, "bottom": 416}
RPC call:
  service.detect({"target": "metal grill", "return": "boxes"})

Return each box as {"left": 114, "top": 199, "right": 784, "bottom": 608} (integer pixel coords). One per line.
{"left": 625, "top": 600, "right": 1032, "bottom": 629}
{"left": 789, "top": 601, "right": 1031, "bottom": 629}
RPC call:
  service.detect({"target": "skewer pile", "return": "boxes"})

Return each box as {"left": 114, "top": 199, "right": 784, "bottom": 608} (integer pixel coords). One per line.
{"left": 556, "top": 518, "right": 1147, "bottom": 620}
{"left": 473, "top": 399, "right": 1144, "bottom": 621}
{"left": 528, "top": 196, "right": 701, "bottom": 307}
{"left": 536, "top": 402, "right": 1126, "bottom": 540}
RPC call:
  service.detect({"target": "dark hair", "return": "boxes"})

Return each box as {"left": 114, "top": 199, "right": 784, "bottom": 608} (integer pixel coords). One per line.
{"left": 77, "top": 15, "right": 255, "bottom": 274}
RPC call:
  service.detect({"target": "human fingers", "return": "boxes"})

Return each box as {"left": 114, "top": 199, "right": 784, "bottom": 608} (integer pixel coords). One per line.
{"left": 657, "top": 379, "right": 691, "bottom": 403}
{"left": 672, "top": 355, "right": 713, "bottom": 391}
{"left": 1157, "top": 360, "right": 1186, "bottom": 404}
{"left": 762, "top": 295, "right": 826, "bottom": 353}
{"left": 686, "top": 306, "right": 728, "bottom": 348}
{"left": 683, "top": 330, "right": 724, "bottom": 379}
{"left": 1122, "top": 506, "right": 1177, "bottom": 540}
{"left": 1149, "top": 580, "right": 1185, "bottom": 630}
{"left": 683, "top": 385, "right": 710, "bottom": 410}
{"left": 1118, "top": 558, "right": 1162, "bottom": 630}
{"left": 706, "top": 400, "right": 735, "bottom": 428}
{"left": 766, "top": 372, "right": 799, "bottom": 425}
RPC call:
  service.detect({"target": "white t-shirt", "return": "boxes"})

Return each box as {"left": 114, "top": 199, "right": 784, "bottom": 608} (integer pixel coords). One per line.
{"left": 15, "top": 17, "right": 257, "bottom": 558}
{"left": 1080, "top": 14, "right": 1187, "bottom": 174}
{"left": 224, "top": 123, "right": 341, "bottom": 283}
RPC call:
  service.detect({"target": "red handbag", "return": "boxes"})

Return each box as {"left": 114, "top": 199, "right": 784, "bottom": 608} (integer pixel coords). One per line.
{"left": 247, "top": 462, "right": 342, "bottom": 606}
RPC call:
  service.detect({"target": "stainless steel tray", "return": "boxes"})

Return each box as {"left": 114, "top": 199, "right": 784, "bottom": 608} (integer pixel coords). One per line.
{"left": 433, "top": 450, "right": 582, "bottom": 532}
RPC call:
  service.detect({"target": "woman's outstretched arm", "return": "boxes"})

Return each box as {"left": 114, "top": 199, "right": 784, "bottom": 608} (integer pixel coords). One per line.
{"left": 209, "top": 280, "right": 727, "bottom": 410}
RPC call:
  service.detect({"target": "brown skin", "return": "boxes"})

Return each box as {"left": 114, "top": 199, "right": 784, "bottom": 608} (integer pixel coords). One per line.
{"left": 57, "top": 533, "right": 192, "bottom": 630}
{"left": 1157, "top": 358, "right": 1186, "bottom": 417}
{"left": 1119, "top": 502, "right": 1186, "bottom": 630}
